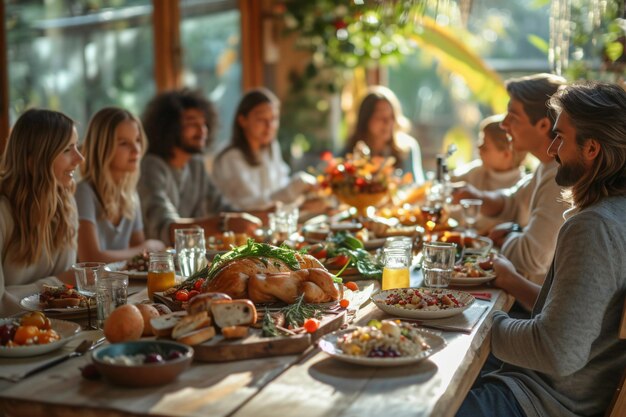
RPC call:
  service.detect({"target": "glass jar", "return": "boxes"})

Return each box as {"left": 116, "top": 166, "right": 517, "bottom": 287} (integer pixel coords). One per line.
{"left": 147, "top": 252, "right": 176, "bottom": 301}
{"left": 381, "top": 246, "right": 411, "bottom": 291}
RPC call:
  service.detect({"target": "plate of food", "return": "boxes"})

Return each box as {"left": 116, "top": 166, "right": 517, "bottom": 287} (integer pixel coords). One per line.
{"left": 20, "top": 285, "right": 94, "bottom": 314}
{"left": 318, "top": 320, "right": 445, "bottom": 367}
{"left": 0, "top": 316, "right": 81, "bottom": 357}
{"left": 371, "top": 288, "right": 475, "bottom": 319}
{"left": 450, "top": 255, "right": 496, "bottom": 286}
{"left": 105, "top": 251, "right": 151, "bottom": 279}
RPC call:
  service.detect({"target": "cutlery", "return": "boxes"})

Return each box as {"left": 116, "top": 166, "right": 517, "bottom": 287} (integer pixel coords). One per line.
{"left": 468, "top": 292, "right": 492, "bottom": 301}
{"left": 23, "top": 337, "right": 106, "bottom": 379}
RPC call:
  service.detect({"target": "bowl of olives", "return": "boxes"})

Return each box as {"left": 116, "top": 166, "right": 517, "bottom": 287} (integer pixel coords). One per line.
{"left": 91, "top": 340, "right": 193, "bottom": 387}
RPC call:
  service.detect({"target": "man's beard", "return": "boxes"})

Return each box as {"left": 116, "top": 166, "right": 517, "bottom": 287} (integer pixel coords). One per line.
{"left": 176, "top": 137, "right": 204, "bottom": 155}
{"left": 554, "top": 155, "right": 586, "bottom": 187}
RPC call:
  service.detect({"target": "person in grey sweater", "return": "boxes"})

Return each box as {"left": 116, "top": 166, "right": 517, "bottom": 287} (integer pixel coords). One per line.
{"left": 456, "top": 82, "right": 626, "bottom": 417}
{"left": 138, "top": 89, "right": 261, "bottom": 244}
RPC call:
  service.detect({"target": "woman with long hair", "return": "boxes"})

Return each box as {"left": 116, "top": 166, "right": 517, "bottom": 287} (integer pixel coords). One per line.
{"left": 345, "top": 85, "right": 425, "bottom": 184}
{"left": 76, "top": 107, "right": 165, "bottom": 262}
{"left": 0, "top": 109, "right": 84, "bottom": 316}
{"left": 212, "top": 87, "right": 316, "bottom": 211}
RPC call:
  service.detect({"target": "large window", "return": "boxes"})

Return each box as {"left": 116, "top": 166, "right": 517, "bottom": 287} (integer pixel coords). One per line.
{"left": 5, "top": 0, "right": 155, "bottom": 135}
{"left": 180, "top": 0, "right": 241, "bottom": 149}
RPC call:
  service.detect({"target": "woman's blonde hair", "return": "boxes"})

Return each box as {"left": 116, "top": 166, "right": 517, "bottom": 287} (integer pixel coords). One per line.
{"left": 0, "top": 109, "right": 77, "bottom": 265}
{"left": 80, "top": 107, "right": 146, "bottom": 222}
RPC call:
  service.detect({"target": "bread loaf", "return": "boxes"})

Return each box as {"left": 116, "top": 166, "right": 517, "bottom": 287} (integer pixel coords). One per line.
{"left": 176, "top": 326, "right": 216, "bottom": 345}
{"left": 150, "top": 311, "right": 188, "bottom": 337}
{"left": 187, "top": 292, "right": 232, "bottom": 315}
{"left": 210, "top": 300, "right": 257, "bottom": 328}
{"left": 171, "top": 311, "right": 212, "bottom": 340}
{"left": 247, "top": 268, "right": 341, "bottom": 304}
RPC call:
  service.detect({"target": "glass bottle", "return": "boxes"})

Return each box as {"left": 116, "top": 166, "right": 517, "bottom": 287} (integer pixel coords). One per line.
{"left": 381, "top": 245, "right": 411, "bottom": 291}
{"left": 147, "top": 252, "right": 176, "bottom": 301}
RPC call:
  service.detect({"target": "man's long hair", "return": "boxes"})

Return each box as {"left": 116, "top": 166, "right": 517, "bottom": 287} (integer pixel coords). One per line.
{"left": 549, "top": 82, "right": 626, "bottom": 209}
{"left": 142, "top": 88, "right": 217, "bottom": 160}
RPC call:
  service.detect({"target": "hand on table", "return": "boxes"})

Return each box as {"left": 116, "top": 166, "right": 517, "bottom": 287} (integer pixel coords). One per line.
{"left": 451, "top": 183, "right": 482, "bottom": 204}
{"left": 488, "top": 222, "right": 520, "bottom": 248}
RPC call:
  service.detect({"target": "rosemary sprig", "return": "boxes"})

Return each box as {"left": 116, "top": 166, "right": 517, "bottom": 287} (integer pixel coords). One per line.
{"left": 261, "top": 307, "right": 280, "bottom": 338}
{"left": 282, "top": 294, "right": 322, "bottom": 328}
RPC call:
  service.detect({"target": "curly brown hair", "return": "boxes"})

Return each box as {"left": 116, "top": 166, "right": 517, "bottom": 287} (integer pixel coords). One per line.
{"left": 142, "top": 88, "right": 217, "bottom": 160}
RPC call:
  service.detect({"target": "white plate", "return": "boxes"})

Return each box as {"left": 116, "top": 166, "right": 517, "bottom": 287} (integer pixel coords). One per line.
{"left": 0, "top": 318, "right": 81, "bottom": 357}
{"left": 371, "top": 288, "right": 475, "bottom": 319}
{"left": 318, "top": 327, "right": 446, "bottom": 367}
{"left": 20, "top": 293, "right": 93, "bottom": 315}
{"left": 363, "top": 238, "right": 386, "bottom": 250}
{"left": 105, "top": 261, "right": 148, "bottom": 279}
{"left": 450, "top": 273, "right": 496, "bottom": 286}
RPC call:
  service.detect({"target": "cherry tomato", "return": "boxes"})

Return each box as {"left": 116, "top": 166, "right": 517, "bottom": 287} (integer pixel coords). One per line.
{"left": 175, "top": 290, "right": 189, "bottom": 302}
{"left": 308, "top": 243, "right": 328, "bottom": 260}
{"left": 344, "top": 281, "right": 358, "bottom": 291}
{"left": 339, "top": 299, "right": 350, "bottom": 309}
{"left": 188, "top": 290, "right": 200, "bottom": 299}
{"left": 303, "top": 318, "right": 320, "bottom": 333}
{"left": 193, "top": 278, "right": 205, "bottom": 291}
{"left": 326, "top": 255, "right": 350, "bottom": 268}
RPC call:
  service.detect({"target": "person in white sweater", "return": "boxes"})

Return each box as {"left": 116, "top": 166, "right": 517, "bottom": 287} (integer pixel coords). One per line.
{"left": 212, "top": 88, "right": 317, "bottom": 211}
{"left": 456, "top": 82, "right": 626, "bottom": 417}
{"left": 453, "top": 74, "right": 570, "bottom": 290}
{"left": 0, "top": 109, "right": 85, "bottom": 316}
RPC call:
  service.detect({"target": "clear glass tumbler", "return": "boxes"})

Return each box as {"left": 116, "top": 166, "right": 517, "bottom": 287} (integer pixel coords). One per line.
{"left": 421, "top": 242, "right": 456, "bottom": 288}
{"left": 175, "top": 228, "right": 207, "bottom": 279}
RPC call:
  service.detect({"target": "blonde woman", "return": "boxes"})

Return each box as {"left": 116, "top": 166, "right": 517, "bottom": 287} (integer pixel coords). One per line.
{"left": 345, "top": 85, "right": 425, "bottom": 184}
{"left": 0, "top": 109, "right": 84, "bottom": 316}
{"left": 76, "top": 107, "right": 164, "bottom": 263}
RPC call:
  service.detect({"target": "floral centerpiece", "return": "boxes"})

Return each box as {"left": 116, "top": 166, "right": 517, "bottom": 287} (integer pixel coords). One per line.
{"left": 318, "top": 144, "right": 395, "bottom": 214}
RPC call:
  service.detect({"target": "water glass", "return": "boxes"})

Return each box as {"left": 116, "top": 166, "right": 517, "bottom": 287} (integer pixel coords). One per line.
{"left": 96, "top": 272, "right": 128, "bottom": 329}
{"left": 269, "top": 206, "right": 299, "bottom": 242}
{"left": 72, "top": 262, "right": 105, "bottom": 297}
{"left": 175, "top": 228, "right": 207, "bottom": 278}
{"left": 421, "top": 242, "right": 456, "bottom": 288}
{"left": 460, "top": 198, "right": 483, "bottom": 236}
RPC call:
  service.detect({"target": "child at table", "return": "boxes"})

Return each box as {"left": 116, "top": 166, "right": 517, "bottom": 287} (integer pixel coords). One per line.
{"left": 452, "top": 115, "right": 529, "bottom": 191}
{"left": 0, "top": 109, "right": 84, "bottom": 316}
{"left": 75, "top": 107, "right": 165, "bottom": 263}
{"left": 211, "top": 88, "right": 317, "bottom": 211}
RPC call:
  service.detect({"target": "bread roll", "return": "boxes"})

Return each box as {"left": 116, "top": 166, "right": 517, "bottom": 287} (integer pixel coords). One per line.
{"left": 187, "top": 292, "right": 232, "bottom": 315}
{"left": 176, "top": 326, "right": 216, "bottom": 345}
{"left": 211, "top": 300, "right": 257, "bottom": 328}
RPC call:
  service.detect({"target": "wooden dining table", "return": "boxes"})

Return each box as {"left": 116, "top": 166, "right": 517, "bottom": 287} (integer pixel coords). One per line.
{"left": 0, "top": 276, "right": 514, "bottom": 417}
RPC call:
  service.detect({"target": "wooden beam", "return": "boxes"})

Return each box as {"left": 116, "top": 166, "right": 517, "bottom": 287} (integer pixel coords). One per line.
{"left": 153, "top": 0, "right": 182, "bottom": 91}
{"left": 0, "top": 0, "right": 9, "bottom": 151}
{"left": 240, "top": 0, "right": 263, "bottom": 90}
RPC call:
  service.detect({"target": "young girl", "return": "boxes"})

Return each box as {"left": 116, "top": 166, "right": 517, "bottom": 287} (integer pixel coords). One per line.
{"left": 76, "top": 107, "right": 165, "bottom": 263}
{"left": 0, "top": 109, "right": 84, "bottom": 316}
{"left": 212, "top": 88, "right": 316, "bottom": 211}
{"left": 345, "top": 85, "right": 425, "bottom": 184}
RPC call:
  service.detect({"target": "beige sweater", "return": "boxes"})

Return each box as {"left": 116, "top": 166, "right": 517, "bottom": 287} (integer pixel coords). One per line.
{"left": 0, "top": 197, "right": 76, "bottom": 316}
{"left": 493, "top": 160, "right": 569, "bottom": 284}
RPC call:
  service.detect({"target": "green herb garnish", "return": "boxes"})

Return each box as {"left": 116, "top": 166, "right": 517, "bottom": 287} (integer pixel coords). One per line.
{"left": 261, "top": 307, "right": 280, "bottom": 338}
{"left": 282, "top": 293, "right": 322, "bottom": 328}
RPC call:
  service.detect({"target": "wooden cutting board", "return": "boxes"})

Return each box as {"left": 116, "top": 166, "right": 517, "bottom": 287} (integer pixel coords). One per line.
{"left": 192, "top": 310, "right": 347, "bottom": 362}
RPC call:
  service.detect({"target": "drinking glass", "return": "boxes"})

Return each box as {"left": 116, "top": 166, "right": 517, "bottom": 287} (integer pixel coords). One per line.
{"left": 147, "top": 252, "right": 176, "bottom": 301}
{"left": 72, "top": 262, "right": 105, "bottom": 297}
{"left": 96, "top": 272, "right": 128, "bottom": 329}
{"left": 381, "top": 246, "right": 411, "bottom": 291}
{"left": 268, "top": 206, "right": 299, "bottom": 243}
{"left": 421, "top": 242, "right": 456, "bottom": 288}
{"left": 175, "top": 228, "right": 207, "bottom": 279}
{"left": 460, "top": 198, "right": 483, "bottom": 237}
